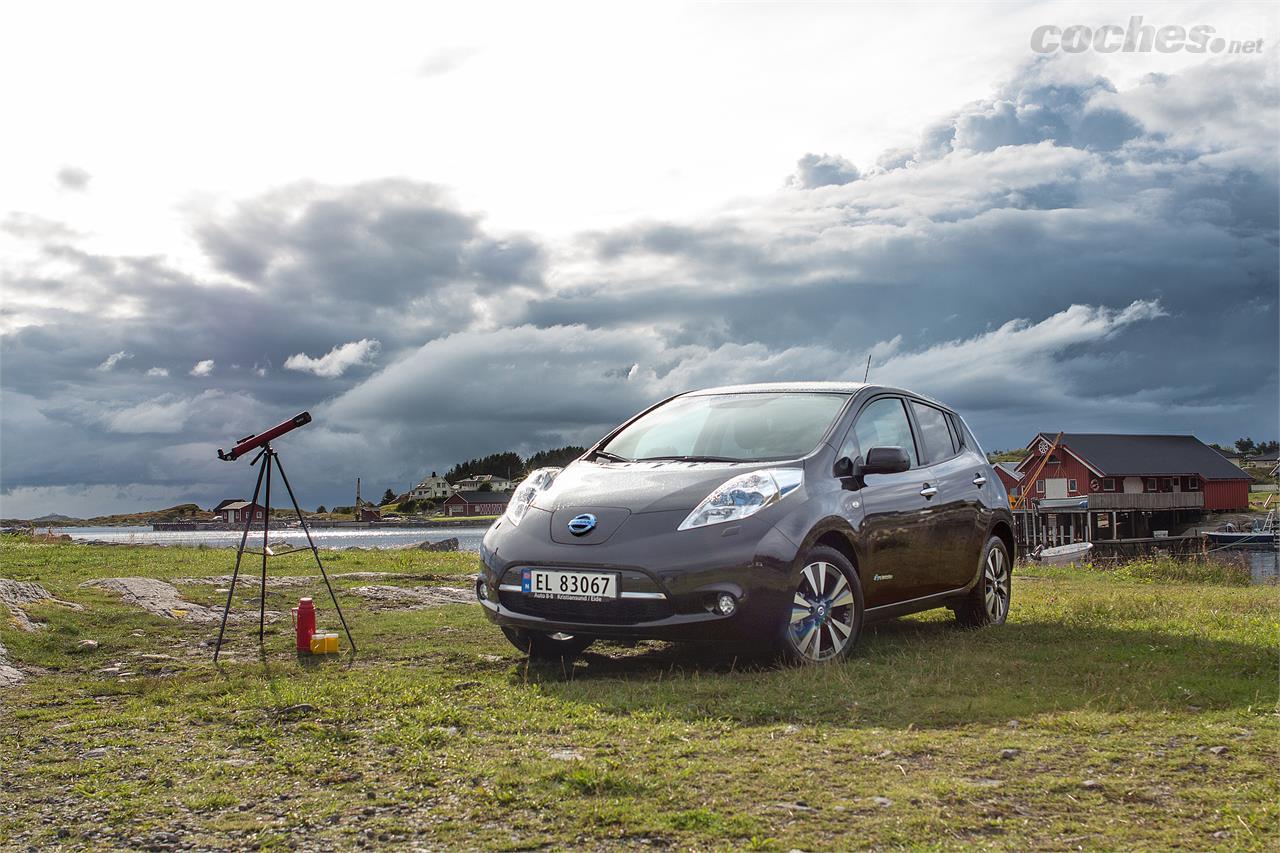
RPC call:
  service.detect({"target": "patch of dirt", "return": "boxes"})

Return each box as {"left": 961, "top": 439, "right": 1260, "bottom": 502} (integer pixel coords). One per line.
{"left": 347, "top": 585, "right": 473, "bottom": 610}
{"left": 80, "top": 577, "right": 277, "bottom": 623}
{"left": 0, "top": 578, "right": 84, "bottom": 631}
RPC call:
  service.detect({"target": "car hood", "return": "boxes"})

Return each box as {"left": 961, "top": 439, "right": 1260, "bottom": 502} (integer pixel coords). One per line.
{"left": 535, "top": 460, "right": 774, "bottom": 514}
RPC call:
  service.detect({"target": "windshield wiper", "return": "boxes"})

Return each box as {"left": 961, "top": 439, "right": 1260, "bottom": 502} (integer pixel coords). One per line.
{"left": 635, "top": 455, "right": 742, "bottom": 463}
{"left": 590, "top": 449, "right": 633, "bottom": 463}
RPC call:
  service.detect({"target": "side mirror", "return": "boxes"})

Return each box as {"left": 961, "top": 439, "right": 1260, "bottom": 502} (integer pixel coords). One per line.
{"left": 833, "top": 456, "right": 857, "bottom": 478}
{"left": 862, "top": 446, "right": 910, "bottom": 475}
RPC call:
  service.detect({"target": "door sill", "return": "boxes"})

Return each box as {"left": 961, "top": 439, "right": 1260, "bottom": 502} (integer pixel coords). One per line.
{"left": 865, "top": 587, "right": 967, "bottom": 621}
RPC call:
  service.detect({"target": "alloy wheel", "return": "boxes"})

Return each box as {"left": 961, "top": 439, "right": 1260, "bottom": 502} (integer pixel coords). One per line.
{"left": 788, "top": 561, "right": 858, "bottom": 662}
{"left": 983, "top": 547, "right": 1010, "bottom": 622}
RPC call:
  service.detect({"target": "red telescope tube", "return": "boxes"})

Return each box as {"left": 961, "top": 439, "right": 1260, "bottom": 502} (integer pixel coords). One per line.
{"left": 217, "top": 412, "right": 312, "bottom": 461}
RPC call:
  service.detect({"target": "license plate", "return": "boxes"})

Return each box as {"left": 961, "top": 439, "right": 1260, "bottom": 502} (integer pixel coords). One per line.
{"left": 522, "top": 568, "right": 618, "bottom": 601}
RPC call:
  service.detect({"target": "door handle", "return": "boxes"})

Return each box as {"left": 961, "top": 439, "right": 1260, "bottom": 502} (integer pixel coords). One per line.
{"left": 973, "top": 473, "right": 987, "bottom": 487}
{"left": 920, "top": 484, "right": 938, "bottom": 499}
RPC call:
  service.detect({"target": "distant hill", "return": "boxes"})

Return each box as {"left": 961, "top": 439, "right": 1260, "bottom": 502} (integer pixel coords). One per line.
{"left": 3, "top": 504, "right": 214, "bottom": 528}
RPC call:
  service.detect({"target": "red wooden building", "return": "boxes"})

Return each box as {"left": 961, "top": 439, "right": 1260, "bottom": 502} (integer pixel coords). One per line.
{"left": 1012, "top": 433, "right": 1253, "bottom": 545}
{"left": 443, "top": 490, "right": 511, "bottom": 517}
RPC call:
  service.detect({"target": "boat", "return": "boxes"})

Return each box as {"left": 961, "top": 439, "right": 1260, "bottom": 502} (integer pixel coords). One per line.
{"left": 1030, "top": 541, "right": 1093, "bottom": 566}
{"left": 1205, "top": 510, "right": 1277, "bottom": 547}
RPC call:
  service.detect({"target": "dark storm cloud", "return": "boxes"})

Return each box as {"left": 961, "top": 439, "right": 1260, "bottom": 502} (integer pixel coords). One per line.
{"left": 0, "top": 181, "right": 550, "bottom": 513}
{"left": 2, "top": 59, "right": 1275, "bottom": 517}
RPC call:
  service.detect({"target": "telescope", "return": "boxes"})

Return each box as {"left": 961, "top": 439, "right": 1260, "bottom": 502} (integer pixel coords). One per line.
{"left": 217, "top": 412, "right": 312, "bottom": 461}
{"left": 210, "top": 408, "right": 355, "bottom": 660}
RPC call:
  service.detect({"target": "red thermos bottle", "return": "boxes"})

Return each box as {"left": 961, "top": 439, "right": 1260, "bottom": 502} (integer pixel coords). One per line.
{"left": 292, "top": 597, "right": 316, "bottom": 652}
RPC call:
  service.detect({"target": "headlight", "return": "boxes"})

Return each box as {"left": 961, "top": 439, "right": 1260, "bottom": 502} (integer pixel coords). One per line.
{"left": 503, "top": 467, "right": 562, "bottom": 526}
{"left": 677, "top": 468, "right": 803, "bottom": 531}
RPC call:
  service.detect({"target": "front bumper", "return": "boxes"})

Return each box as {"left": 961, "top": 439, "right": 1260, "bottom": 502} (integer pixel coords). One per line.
{"left": 476, "top": 507, "right": 800, "bottom": 642}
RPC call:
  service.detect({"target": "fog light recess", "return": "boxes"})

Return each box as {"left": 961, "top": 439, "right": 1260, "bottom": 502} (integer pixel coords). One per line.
{"left": 715, "top": 593, "right": 737, "bottom": 616}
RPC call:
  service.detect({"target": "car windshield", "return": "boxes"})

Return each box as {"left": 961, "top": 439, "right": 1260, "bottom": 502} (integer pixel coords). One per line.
{"left": 601, "top": 393, "right": 850, "bottom": 462}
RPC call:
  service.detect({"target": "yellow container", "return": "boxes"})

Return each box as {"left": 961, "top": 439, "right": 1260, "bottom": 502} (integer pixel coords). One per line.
{"left": 309, "top": 632, "right": 340, "bottom": 654}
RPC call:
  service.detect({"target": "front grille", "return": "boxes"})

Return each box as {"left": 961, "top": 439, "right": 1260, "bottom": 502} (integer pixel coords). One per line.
{"left": 498, "top": 591, "right": 672, "bottom": 625}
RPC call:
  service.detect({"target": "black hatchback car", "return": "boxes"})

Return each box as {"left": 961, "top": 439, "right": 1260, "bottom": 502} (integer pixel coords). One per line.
{"left": 477, "top": 382, "right": 1015, "bottom": 664}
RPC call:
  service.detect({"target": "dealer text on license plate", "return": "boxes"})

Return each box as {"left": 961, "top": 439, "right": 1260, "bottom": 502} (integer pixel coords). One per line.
{"left": 522, "top": 569, "right": 618, "bottom": 600}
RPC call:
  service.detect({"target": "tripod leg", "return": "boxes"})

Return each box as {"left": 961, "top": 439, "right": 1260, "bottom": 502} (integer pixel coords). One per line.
{"left": 260, "top": 450, "right": 272, "bottom": 645}
{"left": 214, "top": 454, "right": 268, "bottom": 662}
{"left": 274, "top": 453, "right": 357, "bottom": 653}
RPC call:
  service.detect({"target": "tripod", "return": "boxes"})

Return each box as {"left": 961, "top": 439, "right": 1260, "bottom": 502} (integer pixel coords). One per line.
{"left": 213, "top": 443, "right": 355, "bottom": 661}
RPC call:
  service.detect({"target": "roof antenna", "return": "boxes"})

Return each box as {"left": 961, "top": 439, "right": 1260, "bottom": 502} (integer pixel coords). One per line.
{"left": 862, "top": 354, "right": 872, "bottom": 383}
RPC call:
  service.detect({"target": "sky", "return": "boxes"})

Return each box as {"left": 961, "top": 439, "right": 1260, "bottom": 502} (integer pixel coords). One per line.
{"left": 1, "top": 1, "right": 1277, "bottom": 517}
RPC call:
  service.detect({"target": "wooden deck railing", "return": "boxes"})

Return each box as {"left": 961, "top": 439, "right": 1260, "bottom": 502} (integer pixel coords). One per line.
{"left": 1087, "top": 492, "right": 1205, "bottom": 510}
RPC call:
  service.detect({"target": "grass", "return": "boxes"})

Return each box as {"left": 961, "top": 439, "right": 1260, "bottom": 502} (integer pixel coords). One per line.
{"left": 1, "top": 538, "right": 1277, "bottom": 850}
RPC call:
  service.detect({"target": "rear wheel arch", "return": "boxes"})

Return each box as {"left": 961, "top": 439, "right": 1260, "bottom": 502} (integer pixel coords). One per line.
{"left": 990, "top": 519, "right": 1016, "bottom": 564}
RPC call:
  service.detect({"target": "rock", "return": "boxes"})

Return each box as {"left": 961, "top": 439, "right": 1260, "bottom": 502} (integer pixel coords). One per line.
{"left": 414, "top": 538, "right": 459, "bottom": 552}
{"left": 80, "top": 578, "right": 223, "bottom": 623}
{"left": 1082, "top": 779, "right": 1102, "bottom": 789}
{"left": 346, "top": 585, "right": 472, "bottom": 610}
{"left": 1000, "top": 748, "right": 1020, "bottom": 760}
{"left": 1213, "top": 830, "right": 1231, "bottom": 839}
{"left": 75, "top": 639, "right": 100, "bottom": 652}
{"left": 548, "top": 748, "right": 584, "bottom": 761}
{"left": 1007, "top": 719, "right": 1020, "bottom": 729}
{"left": 479, "top": 653, "right": 506, "bottom": 662}
{"left": 82, "top": 748, "right": 109, "bottom": 760}
{"left": 1, "top": 578, "right": 84, "bottom": 631}
{"left": 871, "top": 797, "right": 893, "bottom": 807}
{"left": 273, "top": 704, "right": 316, "bottom": 720}
{"left": 1208, "top": 745, "right": 1229, "bottom": 756}
{"left": 781, "top": 724, "right": 801, "bottom": 735}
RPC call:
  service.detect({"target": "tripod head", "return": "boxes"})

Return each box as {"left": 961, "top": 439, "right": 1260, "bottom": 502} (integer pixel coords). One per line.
{"left": 218, "top": 412, "right": 312, "bottom": 461}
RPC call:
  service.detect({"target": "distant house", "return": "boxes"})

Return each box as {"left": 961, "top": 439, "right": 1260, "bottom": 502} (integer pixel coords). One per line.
{"left": 454, "top": 474, "right": 514, "bottom": 492}
{"left": 993, "top": 463, "right": 1023, "bottom": 500}
{"left": 212, "top": 498, "right": 244, "bottom": 514}
{"left": 408, "top": 473, "right": 454, "bottom": 501}
{"left": 357, "top": 505, "right": 381, "bottom": 522}
{"left": 443, "top": 490, "right": 511, "bottom": 517}
{"left": 220, "top": 501, "right": 265, "bottom": 525}
{"left": 1244, "top": 451, "right": 1279, "bottom": 470}
{"left": 1013, "top": 433, "right": 1254, "bottom": 544}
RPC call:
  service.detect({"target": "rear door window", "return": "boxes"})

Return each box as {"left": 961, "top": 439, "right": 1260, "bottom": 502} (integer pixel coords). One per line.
{"left": 852, "top": 398, "right": 918, "bottom": 467}
{"left": 910, "top": 401, "right": 957, "bottom": 465}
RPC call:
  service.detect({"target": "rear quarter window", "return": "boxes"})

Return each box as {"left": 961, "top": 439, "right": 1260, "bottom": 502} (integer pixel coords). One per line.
{"left": 910, "top": 401, "right": 958, "bottom": 465}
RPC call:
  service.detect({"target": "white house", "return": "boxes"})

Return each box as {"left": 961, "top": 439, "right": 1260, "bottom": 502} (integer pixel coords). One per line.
{"left": 408, "top": 473, "right": 454, "bottom": 501}
{"left": 454, "top": 474, "right": 513, "bottom": 492}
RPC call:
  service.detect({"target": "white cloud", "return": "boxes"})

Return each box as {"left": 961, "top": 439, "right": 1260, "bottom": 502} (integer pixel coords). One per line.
{"left": 284, "top": 339, "right": 381, "bottom": 378}
{"left": 145, "top": 367, "right": 169, "bottom": 377}
{"left": 189, "top": 359, "right": 215, "bottom": 377}
{"left": 95, "top": 351, "right": 132, "bottom": 371}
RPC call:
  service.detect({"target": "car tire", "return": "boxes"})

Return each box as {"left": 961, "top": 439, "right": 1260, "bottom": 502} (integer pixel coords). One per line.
{"left": 777, "top": 546, "right": 864, "bottom": 665}
{"left": 955, "top": 536, "right": 1011, "bottom": 628}
{"left": 501, "top": 627, "right": 594, "bottom": 662}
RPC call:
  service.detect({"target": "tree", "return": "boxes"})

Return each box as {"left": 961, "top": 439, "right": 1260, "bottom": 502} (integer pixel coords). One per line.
{"left": 478, "top": 482, "right": 493, "bottom": 492}
{"left": 446, "top": 451, "right": 523, "bottom": 484}
{"left": 1235, "top": 437, "right": 1257, "bottom": 454}
{"left": 379, "top": 489, "right": 397, "bottom": 506}
{"left": 399, "top": 499, "right": 421, "bottom": 514}
{"left": 316, "top": 505, "right": 327, "bottom": 514}
{"left": 524, "top": 446, "right": 588, "bottom": 472}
